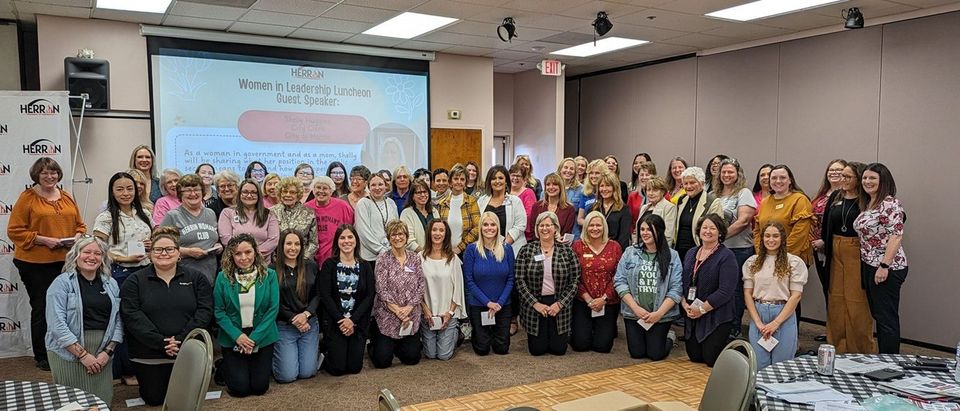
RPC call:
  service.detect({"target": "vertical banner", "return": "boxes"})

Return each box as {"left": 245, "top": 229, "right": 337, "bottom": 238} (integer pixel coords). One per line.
{"left": 0, "top": 91, "right": 72, "bottom": 358}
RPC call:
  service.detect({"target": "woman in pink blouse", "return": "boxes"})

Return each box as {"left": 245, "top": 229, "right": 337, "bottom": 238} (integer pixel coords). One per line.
{"left": 370, "top": 219, "right": 426, "bottom": 368}
{"left": 509, "top": 163, "right": 536, "bottom": 217}
{"left": 854, "top": 163, "right": 908, "bottom": 354}
{"left": 570, "top": 211, "right": 622, "bottom": 353}
{"left": 219, "top": 179, "right": 280, "bottom": 264}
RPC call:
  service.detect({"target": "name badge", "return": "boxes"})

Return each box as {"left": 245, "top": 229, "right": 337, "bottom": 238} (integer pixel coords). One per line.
{"left": 775, "top": 203, "right": 784, "bottom": 210}
{"left": 534, "top": 254, "right": 545, "bottom": 262}
{"left": 233, "top": 214, "right": 241, "bottom": 223}
{"left": 687, "top": 286, "right": 697, "bottom": 301}
{"left": 584, "top": 253, "right": 594, "bottom": 259}
{"left": 403, "top": 266, "right": 414, "bottom": 273}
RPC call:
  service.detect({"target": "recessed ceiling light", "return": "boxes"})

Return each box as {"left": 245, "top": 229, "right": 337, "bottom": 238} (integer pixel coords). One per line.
{"left": 706, "top": 0, "right": 847, "bottom": 22}
{"left": 550, "top": 37, "right": 648, "bottom": 57}
{"left": 96, "top": 0, "right": 173, "bottom": 13}
{"left": 362, "top": 12, "right": 459, "bottom": 39}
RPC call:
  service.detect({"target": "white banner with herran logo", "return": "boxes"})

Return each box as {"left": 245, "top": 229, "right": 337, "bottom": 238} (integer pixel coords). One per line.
{"left": 0, "top": 91, "right": 72, "bottom": 358}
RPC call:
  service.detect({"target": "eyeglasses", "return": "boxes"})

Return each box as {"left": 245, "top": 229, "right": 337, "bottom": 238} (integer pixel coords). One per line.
{"left": 330, "top": 170, "right": 346, "bottom": 176}
{"left": 840, "top": 174, "right": 856, "bottom": 180}
{"left": 181, "top": 187, "right": 202, "bottom": 193}
{"left": 240, "top": 191, "right": 259, "bottom": 196}
{"left": 281, "top": 189, "right": 299, "bottom": 195}
{"left": 217, "top": 184, "right": 236, "bottom": 190}
{"left": 251, "top": 169, "right": 266, "bottom": 175}
{"left": 152, "top": 246, "right": 178, "bottom": 255}
{"left": 296, "top": 170, "right": 314, "bottom": 177}
{"left": 389, "top": 232, "right": 407, "bottom": 238}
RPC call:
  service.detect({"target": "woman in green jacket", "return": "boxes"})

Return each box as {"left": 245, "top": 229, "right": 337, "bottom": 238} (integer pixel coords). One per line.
{"left": 214, "top": 233, "right": 279, "bottom": 398}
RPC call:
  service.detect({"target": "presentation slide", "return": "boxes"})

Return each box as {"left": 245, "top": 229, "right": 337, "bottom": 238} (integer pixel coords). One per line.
{"left": 151, "top": 50, "right": 428, "bottom": 177}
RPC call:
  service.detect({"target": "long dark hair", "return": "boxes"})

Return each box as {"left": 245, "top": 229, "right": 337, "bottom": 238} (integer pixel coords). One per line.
{"left": 331, "top": 224, "right": 361, "bottom": 262}
{"left": 705, "top": 154, "right": 729, "bottom": 190}
{"left": 244, "top": 161, "right": 267, "bottom": 180}
{"left": 748, "top": 222, "right": 791, "bottom": 279}
{"left": 484, "top": 165, "right": 511, "bottom": 195}
{"left": 666, "top": 157, "right": 688, "bottom": 192}
{"left": 423, "top": 219, "right": 454, "bottom": 263}
{"left": 637, "top": 214, "right": 670, "bottom": 281}
{"left": 106, "top": 172, "right": 152, "bottom": 244}
{"left": 236, "top": 179, "right": 271, "bottom": 227}
{"left": 221, "top": 233, "right": 269, "bottom": 284}
{"left": 630, "top": 152, "right": 652, "bottom": 189}
{"left": 404, "top": 179, "right": 434, "bottom": 214}
{"left": 326, "top": 161, "right": 349, "bottom": 196}
{"left": 752, "top": 163, "right": 774, "bottom": 194}
{"left": 274, "top": 229, "right": 308, "bottom": 301}
{"left": 862, "top": 163, "right": 897, "bottom": 211}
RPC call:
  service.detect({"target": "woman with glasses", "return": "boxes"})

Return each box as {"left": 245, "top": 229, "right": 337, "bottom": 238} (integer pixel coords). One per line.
{"left": 293, "top": 164, "right": 315, "bottom": 203}
{"left": 271, "top": 177, "right": 318, "bottom": 262}
{"left": 244, "top": 161, "right": 268, "bottom": 185}
{"left": 121, "top": 226, "right": 213, "bottom": 406}
{"left": 152, "top": 169, "right": 182, "bottom": 226}
{"left": 8, "top": 157, "right": 87, "bottom": 370}
{"left": 195, "top": 163, "right": 217, "bottom": 208}
{"left": 210, "top": 170, "right": 241, "bottom": 220}
{"left": 306, "top": 176, "right": 354, "bottom": 266}
{"left": 161, "top": 174, "right": 222, "bottom": 283}
{"left": 326, "top": 161, "right": 349, "bottom": 198}
{"left": 713, "top": 158, "right": 757, "bottom": 337}
{"left": 370, "top": 220, "right": 426, "bottom": 368}
{"left": 514, "top": 154, "right": 542, "bottom": 200}
{"left": 45, "top": 236, "right": 122, "bottom": 403}
{"left": 220, "top": 179, "right": 280, "bottom": 263}
{"left": 704, "top": 154, "right": 729, "bottom": 193}
{"left": 400, "top": 180, "right": 437, "bottom": 253}
{"left": 214, "top": 234, "right": 280, "bottom": 398}
{"left": 343, "top": 165, "right": 371, "bottom": 210}
{"left": 810, "top": 159, "right": 847, "bottom": 303}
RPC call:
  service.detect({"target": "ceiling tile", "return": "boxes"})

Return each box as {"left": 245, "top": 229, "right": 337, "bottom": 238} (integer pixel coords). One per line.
{"left": 656, "top": 0, "right": 745, "bottom": 15}
{"left": 239, "top": 9, "right": 314, "bottom": 26}
{"left": 417, "top": 30, "right": 519, "bottom": 48}
{"left": 288, "top": 27, "right": 353, "bottom": 41}
{"left": 893, "top": 0, "right": 960, "bottom": 6}
{"left": 14, "top": 2, "right": 90, "bottom": 18}
{"left": 700, "top": 21, "right": 792, "bottom": 40}
{"left": 457, "top": 0, "right": 510, "bottom": 7}
{"left": 569, "top": 21, "right": 688, "bottom": 41}
{"left": 441, "top": 44, "right": 499, "bottom": 56}
{"left": 506, "top": 40, "right": 568, "bottom": 53}
{"left": 302, "top": 16, "right": 374, "bottom": 32}
{"left": 92, "top": 8, "right": 164, "bottom": 24}
{"left": 340, "top": 0, "right": 425, "bottom": 11}
{"left": 163, "top": 14, "right": 234, "bottom": 30}
{"left": 662, "top": 32, "right": 735, "bottom": 49}
{"left": 342, "top": 33, "right": 406, "bottom": 47}
{"left": 395, "top": 39, "right": 456, "bottom": 51}
{"left": 500, "top": 0, "right": 583, "bottom": 13}
{"left": 517, "top": 13, "right": 591, "bottom": 31}
{"left": 756, "top": 10, "right": 844, "bottom": 31}
{"left": 556, "top": 0, "right": 648, "bottom": 19}
{"left": 322, "top": 3, "right": 399, "bottom": 22}
{"left": 18, "top": 0, "right": 90, "bottom": 6}
{"left": 411, "top": 0, "right": 497, "bottom": 19}
{"left": 251, "top": 0, "right": 336, "bottom": 16}
{"left": 618, "top": 8, "right": 725, "bottom": 32}
{"left": 170, "top": 1, "right": 248, "bottom": 19}
{"left": 439, "top": 19, "right": 498, "bottom": 37}
{"left": 228, "top": 20, "right": 297, "bottom": 36}
{"left": 809, "top": 0, "right": 917, "bottom": 18}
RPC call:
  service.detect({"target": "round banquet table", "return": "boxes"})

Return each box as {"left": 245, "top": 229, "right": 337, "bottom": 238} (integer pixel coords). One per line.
{"left": 755, "top": 353, "right": 956, "bottom": 411}
{"left": 0, "top": 380, "right": 110, "bottom": 410}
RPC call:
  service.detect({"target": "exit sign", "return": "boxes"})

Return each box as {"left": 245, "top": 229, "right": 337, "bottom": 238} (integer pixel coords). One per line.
{"left": 540, "top": 59, "right": 562, "bottom": 76}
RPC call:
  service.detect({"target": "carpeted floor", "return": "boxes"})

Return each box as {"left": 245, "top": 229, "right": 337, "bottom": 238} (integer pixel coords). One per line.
{"left": 0, "top": 321, "right": 947, "bottom": 410}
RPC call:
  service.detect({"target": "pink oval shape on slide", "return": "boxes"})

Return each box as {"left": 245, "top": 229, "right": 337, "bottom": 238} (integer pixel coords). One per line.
{"left": 237, "top": 110, "right": 370, "bottom": 144}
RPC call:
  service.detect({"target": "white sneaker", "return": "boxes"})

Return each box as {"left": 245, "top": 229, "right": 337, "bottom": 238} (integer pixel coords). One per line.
{"left": 667, "top": 330, "right": 677, "bottom": 346}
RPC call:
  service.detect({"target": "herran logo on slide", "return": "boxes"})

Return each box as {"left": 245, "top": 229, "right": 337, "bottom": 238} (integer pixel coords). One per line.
{"left": 0, "top": 198, "right": 13, "bottom": 215}
{"left": 23, "top": 139, "right": 62, "bottom": 155}
{"left": 20, "top": 98, "right": 61, "bottom": 116}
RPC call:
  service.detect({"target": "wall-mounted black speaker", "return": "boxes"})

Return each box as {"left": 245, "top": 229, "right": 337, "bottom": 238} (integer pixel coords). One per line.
{"left": 64, "top": 57, "right": 109, "bottom": 111}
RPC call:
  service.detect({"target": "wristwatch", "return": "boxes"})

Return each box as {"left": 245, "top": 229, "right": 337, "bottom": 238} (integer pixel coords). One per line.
{"left": 879, "top": 262, "right": 890, "bottom": 269}
{"left": 104, "top": 347, "right": 115, "bottom": 356}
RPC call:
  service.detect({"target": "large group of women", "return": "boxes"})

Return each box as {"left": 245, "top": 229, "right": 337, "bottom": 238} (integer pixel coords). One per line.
{"left": 6, "top": 145, "right": 908, "bottom": 405}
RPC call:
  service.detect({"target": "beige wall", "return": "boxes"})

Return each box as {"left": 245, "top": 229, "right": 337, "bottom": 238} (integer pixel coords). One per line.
{"left": 512, "top": 70, "right": 564, "bottom": 179}
{"left": 430, "top": 53, "right": 494, "bottom": 169}
{"left": 572, "top": 11, "right": 960, "bottom": 347}
{"left": 494, "top": 72, "right": 514, "bottom": 138}
{"left": 0, "top": 23, "right": 20, "bottom": 90}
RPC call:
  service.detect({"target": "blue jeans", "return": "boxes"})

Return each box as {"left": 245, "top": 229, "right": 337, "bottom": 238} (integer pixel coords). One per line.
{"left": 421, "top": 318, "right": 459, "bottom": 360}
{"left": 749, "top": 302, "right": 798, "bottom": 370}
{"left": 272, "top": 317, "right": 320, "bottom": 383}
{"left": 730, "top": 247, "right": 755, "bottom": 333}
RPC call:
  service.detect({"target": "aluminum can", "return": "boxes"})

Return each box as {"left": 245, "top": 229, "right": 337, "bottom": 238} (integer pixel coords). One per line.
{"left": 817, "top": 344, "right": 836, "bottom": 376}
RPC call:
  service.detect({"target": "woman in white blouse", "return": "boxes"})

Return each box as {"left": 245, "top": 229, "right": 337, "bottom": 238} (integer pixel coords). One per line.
{"left": 419, "top": 219, "right": 466, "bottom": 360}
{"left": 477, "top": 165, "right": 527, "bottom": 256}
{"left": 354, "top": 174, "right": 399, "bottom": 267}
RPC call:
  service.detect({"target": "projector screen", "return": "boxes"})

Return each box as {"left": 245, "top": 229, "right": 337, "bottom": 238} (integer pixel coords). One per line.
{"left": 147, "top": 37, "right": 430, "bottom": 177}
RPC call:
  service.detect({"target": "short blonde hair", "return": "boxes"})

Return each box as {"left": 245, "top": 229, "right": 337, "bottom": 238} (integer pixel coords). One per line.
{"left": 385, "top": 219, "right": 408, "bottom": 239}
{"left": 582, "top": 210, "right": 610, "bottom": 242}
{"left": 278, "top": 176, "right": 303, "bottom": 198}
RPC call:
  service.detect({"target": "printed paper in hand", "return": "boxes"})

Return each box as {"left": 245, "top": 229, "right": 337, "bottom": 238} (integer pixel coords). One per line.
{"left": 481, "top": 310, "right": 496, "bottom": 326}
{"left": 758, "top": 335, "right": 779, "bottom": 352}
{"left": 692, "top": 298, "right": 705, "bottom": 307}
{"left": 637, "top": 319, "right": 654, "bottom": 330}
{"left": 205, "top": 244, "right": 222, "bottom": 254}
{"left": 429, "top": 316, "right": 443, "bottom": 330}
{"left": 127, "top": 240, "right": 146, "bottom": 256}
{"left": 591, "top": 306, "right": 605, "bottom": 318}
{"left": 398, "top": 322, "right": 414, "bottom": 336}
{"left": 561, "top": 233, "right": 574, "bottom": 243}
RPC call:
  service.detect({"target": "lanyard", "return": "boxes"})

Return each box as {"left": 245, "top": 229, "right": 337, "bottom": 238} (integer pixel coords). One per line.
{"left": 691, "top": 245, "right": 718, "bottom": 285}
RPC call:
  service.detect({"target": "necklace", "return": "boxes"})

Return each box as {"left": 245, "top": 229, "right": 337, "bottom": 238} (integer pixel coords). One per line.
{"left": 839, "top": 198, "right": 855, "bottom": 233}
{"left": 373, "top": 198, "right": 388, "bottom": 229}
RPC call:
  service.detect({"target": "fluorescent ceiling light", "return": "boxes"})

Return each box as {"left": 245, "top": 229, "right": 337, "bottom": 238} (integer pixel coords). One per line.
{"left": 551, "top": 37, "right": 648, "bottom": 57}
{"left": 706, "top": 0, "right": 846, "bottom": 21}
{"left": 362, "top": 12, "right": 459, "bottom": 39}
{"left": 96, "top": 0, "right": 173, "bottom": 13}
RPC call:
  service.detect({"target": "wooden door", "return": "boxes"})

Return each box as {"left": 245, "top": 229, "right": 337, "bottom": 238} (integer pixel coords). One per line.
{"left": 430, "top": 128, "right": 481, "bottom": 170}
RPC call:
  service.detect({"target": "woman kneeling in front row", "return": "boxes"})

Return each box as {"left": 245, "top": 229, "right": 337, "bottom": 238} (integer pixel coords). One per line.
{"left": 743, "top": 222, "right": 807, "bottom": 369}
{"left": 370, "top": 219, "right": 426, "bottom": 368}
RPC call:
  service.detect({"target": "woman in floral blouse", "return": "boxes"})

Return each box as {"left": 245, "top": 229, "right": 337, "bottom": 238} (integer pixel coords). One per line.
{"left": 854, "top": 163, "right": 908, "bottom": 354}
{"left": 570, "top": 211, "right": 622, "bottom": 353}
{"left": 370, "top": 219, "right": 426, "bottom": 368}
{"left": 271, "top": 177, "right": 318, "bottom": 261}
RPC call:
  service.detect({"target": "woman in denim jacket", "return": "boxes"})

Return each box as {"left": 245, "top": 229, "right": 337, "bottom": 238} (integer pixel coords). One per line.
{"left": 614, "top": 214, "right": 682, "bottom": 361}
{"left": 45, "top": 236, "right": 123, "bottom": 403}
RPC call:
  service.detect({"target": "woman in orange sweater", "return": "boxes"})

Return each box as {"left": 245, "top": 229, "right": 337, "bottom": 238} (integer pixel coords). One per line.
{"left": 7, "top": 157, "right": 87, "bottom": 371}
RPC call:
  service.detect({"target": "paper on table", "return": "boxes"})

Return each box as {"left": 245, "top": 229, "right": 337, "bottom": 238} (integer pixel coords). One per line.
{"left": 758, "top": 381, "right": 834, "bottom": 395}
{"left": 758, "top": 335, "right": 779, "bottom": 352}
{"left": 127, "top": 240, "right": 146, "bottom": 256}
{"left": 398, "top": 322, "right": 413, "bottom": 336}
{"left": 429, "top": 316, "right": 443, "bottom": 330}
{"left": 814, "top": 401, "right": 865, "bottom": 411}
{"left": 591, "top": 306, "right": 605, "bottom": 318}
{"left": 777, "top": 389, "right": 854, "bottom": 404}
{"left": 55, "top": 402, "right": 86, "bottom": 411}
{"left": 637, "top": 319, "right": 654, "bottom": 330}
{"left": 835, "top": 356, "right": 896, "bottom": 374}
{"left": 481, "top": 310, "right": 496, "bottom": 326}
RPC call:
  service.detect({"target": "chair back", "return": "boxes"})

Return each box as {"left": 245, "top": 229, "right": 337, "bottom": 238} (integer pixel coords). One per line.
{"left": 379, "top": 388, "right": 401, "bottom": 411}
{"left": 698, "top": 339, "right": 757, "bottom": 411}
{"left": 162, "top": 328, "right": 214, "bottom": 411}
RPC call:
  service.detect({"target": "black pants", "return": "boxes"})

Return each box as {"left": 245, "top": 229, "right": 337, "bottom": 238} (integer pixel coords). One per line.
{"left": 526, "top": 295, "right": 569, "bottom": 356}
{"left": 323, "top": 323, "right": 366, "bottom": 376}
{"left": 221, "top": 343, "right": 274, "bottom": 397}
{"left": 624, "top": 319, "right": 673, "bottom": 361}
{"left": 468, "top": 305, "right": 511, "bottom": 355}
{"left": 813, "top": 252, "right": 830, "bottom": 305}
{"left": 570, "top": 300, "right": 618, "bottom": 353}
{"left": 730, "top": 247, "right": 755, "bottom": 334}
{"left": 369, "top": 320, "right": 421, "bottom": 369}
{"left": 133, "top": 362, "right": 174, "bottom": 406}
{"left": 111, "top": 264, "right": 137, "bottom": 378}
{"left": 685, "top": 322, "right": 732, "bottom": 367}
{"left": 13, "top": 259, "right": 64, "bottom": 362}
{"left": 863, "top": 263, "right": 907, "bottom": 354}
